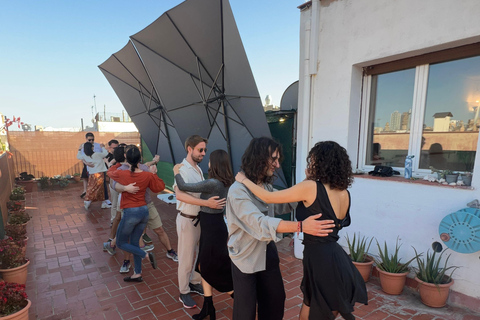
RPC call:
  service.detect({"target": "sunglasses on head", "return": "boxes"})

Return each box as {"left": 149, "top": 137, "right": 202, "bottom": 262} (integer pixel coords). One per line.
{"left": 197, "top": 148, "right": 207, "bottom": 153}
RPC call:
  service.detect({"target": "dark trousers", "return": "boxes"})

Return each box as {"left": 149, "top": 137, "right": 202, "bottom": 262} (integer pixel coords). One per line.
{"left": 103, "top": 172, "right": 109, "bottom": 200}
{"left": 231, "top": 242, "right": 285, "bottom": 320}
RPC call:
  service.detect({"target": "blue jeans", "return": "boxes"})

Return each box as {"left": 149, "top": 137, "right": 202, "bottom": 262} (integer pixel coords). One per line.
{"left": 116, "top": 205, "right": 148, "bottom": 275}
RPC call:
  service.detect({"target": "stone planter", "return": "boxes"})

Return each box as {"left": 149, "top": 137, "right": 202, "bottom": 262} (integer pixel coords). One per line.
{"left": 445, "top": 174, "right": 458, "bottom": 184}
{"left": 461, "top": 174, "right": 472, "bottom": 186}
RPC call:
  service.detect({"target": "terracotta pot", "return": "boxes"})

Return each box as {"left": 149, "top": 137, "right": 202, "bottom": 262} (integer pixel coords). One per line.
{"left": 377, "top": 267, "right": 408, "bottom": 295}
{"left": 0, "top": 299, "right": 31, "bottom": 320}
{"left": 352, "top": 256, "right": 374, "bottom": 282}
{"left": 73, "top": 176, "right": 81, "bottom": 182}
{"left": 0, "top": 260, "right": 30, "bottom": 285}
{"left": 16, "top": 180, "right": 35, "bottom": 193}
{"left": 415, "top": 277, "right": 454, "bottom": 308}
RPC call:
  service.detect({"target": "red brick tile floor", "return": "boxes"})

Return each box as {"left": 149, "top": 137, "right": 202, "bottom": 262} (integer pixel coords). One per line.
{"left": 20, "top": 182, "right": 479, "bottom": 320}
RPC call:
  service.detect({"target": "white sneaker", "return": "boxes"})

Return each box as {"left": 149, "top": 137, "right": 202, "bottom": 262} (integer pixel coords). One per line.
{"left": 105, "top": 200, "right": 112, "bottom": 205}
{"left": 84, "top": 201, "right": 92, "bottom": 210}
{"left": 101, "top": 202, "right": 112, "bottom": 209}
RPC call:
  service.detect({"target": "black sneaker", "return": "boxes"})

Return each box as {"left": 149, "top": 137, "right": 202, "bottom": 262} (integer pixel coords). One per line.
{"left": 179, "top": 293, "right": 196, "bottom": 308}
{"left": 80, "top": 192, "right": 86, "bottom": 198}
{"left": 142, "top": 233, "right": 153, "bottom": 244}
{"left": 189, "top": 283, "right": 204, "bottom": 296}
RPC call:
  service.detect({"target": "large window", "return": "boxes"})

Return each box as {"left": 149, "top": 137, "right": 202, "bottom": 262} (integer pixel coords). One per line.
{"left": 361, "top": 48, "right": 480, "bottom": 174}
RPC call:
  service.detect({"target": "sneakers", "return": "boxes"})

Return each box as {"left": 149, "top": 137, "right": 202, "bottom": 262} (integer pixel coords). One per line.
{"left": 148, "top": 252, "right": 157, "bottom": 269}
{"left": 84, "top": 200, "right": 92, "bottom": 210}
{"left": 103, "top": 242, "right": 116, "bottom": 255}
{"left": 140, "top": 244, "right": 154, "bottom": 252}
{"left": 142, "top": 233, "right": 153, "bottom": 244}
{"left": 166, "top": 249, "right": 178, "bottom": 262}
{"left": 104, "top": 199, "right": 112, "bottom": 205}
{"left": 80, "top": 192, "right": 86, "bottom": 198}
{"left": 101, "top": 201, "right": 112, "bottom": 209}
{"left": 189, "top": 283, "right": 204, "bottom": 296}
{"left": 120, "top": 260, "right": 131, "bottom": 273}
{"left": 179, "top": 293, "right": 197, "bottom": 309}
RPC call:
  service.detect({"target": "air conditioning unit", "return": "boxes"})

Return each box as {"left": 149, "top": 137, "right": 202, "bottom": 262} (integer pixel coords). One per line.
{"left": 111, "top": 116, "right": 121, "bottom": 122}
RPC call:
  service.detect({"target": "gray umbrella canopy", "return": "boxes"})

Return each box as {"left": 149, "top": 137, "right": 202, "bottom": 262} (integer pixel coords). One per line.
{"left": 98, "top": 41, "right": 184, "bottom": 164}
{"left": 99, "top": 0, "right": 286, "bottom": 186}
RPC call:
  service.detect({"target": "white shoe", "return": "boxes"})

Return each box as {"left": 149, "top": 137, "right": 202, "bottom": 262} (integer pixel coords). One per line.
{"left": 105, "top": 200, "right": 112, "bottom": 205}
{"left": 101, "top": 202, "right": 112, "bottom": 209}
{"left": 84, "top": 201, "right": 92, "bottom": 210}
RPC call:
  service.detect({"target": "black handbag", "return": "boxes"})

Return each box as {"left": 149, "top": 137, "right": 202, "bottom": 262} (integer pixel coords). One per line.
{"left": 368, "top": 165, "right": 400, "bottom": 177}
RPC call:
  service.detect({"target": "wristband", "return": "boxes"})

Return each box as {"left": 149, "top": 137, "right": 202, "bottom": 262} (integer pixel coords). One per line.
{"left": 297, "top": 221, "right": 301, "bottom": 236}
{"left": 300, "top": 221, "right": 303, "bottom": 233}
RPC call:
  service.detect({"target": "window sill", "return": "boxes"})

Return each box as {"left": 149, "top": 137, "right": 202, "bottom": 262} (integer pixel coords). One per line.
{"left": 353, "top": 173, "right": 474, "bottom": 190}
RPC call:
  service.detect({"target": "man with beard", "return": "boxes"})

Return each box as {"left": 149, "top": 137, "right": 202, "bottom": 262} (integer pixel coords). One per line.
{"left": 174, "top": 135, "right": 226, "bottom": 309}
{"left": 226, "top": 137, "right": 335, "bottom": 320}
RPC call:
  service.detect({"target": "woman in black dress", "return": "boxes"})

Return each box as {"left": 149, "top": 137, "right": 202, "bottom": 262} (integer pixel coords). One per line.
{"left": 236, "top": 141, "right": 367, "bottom": 320}
{"left": 174, "top": 149, "right": 234, "bottom": 320}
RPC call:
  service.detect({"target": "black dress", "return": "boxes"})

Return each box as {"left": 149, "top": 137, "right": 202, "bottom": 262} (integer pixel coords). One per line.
{"left": 296, "top": 182, "right": 368, "bottom": 320}
{"left": 174, "top": 175, "right": 234, "bottom": 292}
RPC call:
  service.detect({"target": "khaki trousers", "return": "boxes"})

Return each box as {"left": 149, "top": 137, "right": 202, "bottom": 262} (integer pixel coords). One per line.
{"left": 176, "top": 212, "right": 202, "bottom": 294}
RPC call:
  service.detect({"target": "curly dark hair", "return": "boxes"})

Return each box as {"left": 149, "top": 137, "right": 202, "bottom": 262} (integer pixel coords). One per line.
{"left": 113, "top": 146, "right": 126, "bottom": 163}
{"left": 241, "top": 137, "right": 282, "bottom": 184}
{"left": 208, "top": 149, "right": 234, "bottom": 187}
{"left": 306, "top": 141, "right": 353, "bottom": 190}
{"left": 83, "top": 142, "right": 94, "bottom": 157}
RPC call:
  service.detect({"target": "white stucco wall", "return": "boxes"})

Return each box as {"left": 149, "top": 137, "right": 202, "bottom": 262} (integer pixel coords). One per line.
{"left": 298, "top": 0, "right": 480, "bottom": 301}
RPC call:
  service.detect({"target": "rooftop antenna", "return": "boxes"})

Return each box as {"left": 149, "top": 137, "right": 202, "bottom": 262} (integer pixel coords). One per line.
{"left": 93, "top": 94, "right": 98, "bottom": 115}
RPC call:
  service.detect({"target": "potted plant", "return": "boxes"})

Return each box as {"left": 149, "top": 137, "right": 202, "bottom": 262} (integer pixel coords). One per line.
{"left": 461, "top": 172, "right": 472, "bottom": 186}
{"left": 346, "top": 233, "right": 374, "bottom": 282}
{"left": 374, "top": 237, "right": 418, "bottom": 295}
{"left": 443, "top": 170, "right": 458, "bottom": 184}
{"left": 6, "top": 201, "right": 24, "bottom": 213}
{"left": 9, "top": 188, "right": 25, "bottom": 201}
{"left": 4, "top": 224, "right": 28, "bottom": 260}
{"left": 0, "top": 282, "right": 31, "bottom": 319}
{"left": 413, "top": 248, "right": 459, "bottom": 308}
{"left": 7, "top": 212, "right": 31, "bottom": 226}
{"left": 0, "top": 238, "right": 30, "bottom": 285}
{"left": 73, "top": 173, "right": 81, "bottom": 182}
{"left": 57, "top": 176, "right": 69, "bottom": 188}
{"left": 38, "top": 176, "right": 50, "bottom": 190}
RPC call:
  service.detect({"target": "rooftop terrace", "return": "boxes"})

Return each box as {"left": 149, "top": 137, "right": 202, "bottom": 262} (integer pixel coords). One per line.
{"left": 15, "top": 182, "right": 480, "bottom": 319}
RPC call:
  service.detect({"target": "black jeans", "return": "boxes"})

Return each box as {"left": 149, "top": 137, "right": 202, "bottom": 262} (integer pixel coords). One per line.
{"left": 231, "top": 242, "right": 285, "bottom": 320}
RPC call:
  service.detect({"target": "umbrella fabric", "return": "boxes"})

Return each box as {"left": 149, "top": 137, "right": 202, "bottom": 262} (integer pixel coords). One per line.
{"left": 100, "top": 0, "right": 286, "bottom": 187}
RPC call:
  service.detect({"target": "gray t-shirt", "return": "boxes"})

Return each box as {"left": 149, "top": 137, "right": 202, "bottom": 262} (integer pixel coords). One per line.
{"left": 174, "top": 174, "right": 228, "bottom": 214}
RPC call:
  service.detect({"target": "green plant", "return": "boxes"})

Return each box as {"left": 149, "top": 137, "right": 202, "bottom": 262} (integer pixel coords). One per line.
{"left": 346, "top": 233, "right": 373, "bottom": 262}
{"left": 9, "top": 187, "right": 25, "bottom": 200}
{"left": 4, "top": 224, "right": 27, "bottom": 241}
{"left": 8, "top": 211, "right": 31, "bottom": 225}
{"left": 374, "top": 237, "right": 419, "bottom": 273}
{"left": 413, "top": 248, "right": 459, "bottom": 285}
{"left": 11, "top": 187, "right": 25, "bottom": 195}
{"left": 73, "top": 172, "right": 81, "bottom": 177}
{"left": 39, "top": 176, "right": 50, "bottom": 189}
{"left": 443, "top": 169, "right": 453, "bottom": 176}
{"left": 6, "top": 200, "right": 24, "bottom": 212}
{"left": 0, "top": 237, "right": 26, "bottom": 269}
{"left": 0, "top": 281, "right": 28, "bottom": 316}
{"left": 58, "top": 176, "right": 69, "bottom": 188}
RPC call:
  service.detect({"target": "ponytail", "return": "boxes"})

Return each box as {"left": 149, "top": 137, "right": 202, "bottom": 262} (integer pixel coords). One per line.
{"left": 126, "top": 146, "right": 142, "bottom": 173}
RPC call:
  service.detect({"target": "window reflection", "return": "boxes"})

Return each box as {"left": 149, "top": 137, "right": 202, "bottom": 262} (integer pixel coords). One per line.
{"left": 419, "top": 56, "right": 480, "bottom": 172}
{"left": 366, "top": 68, "right": 415, "bottom": 167}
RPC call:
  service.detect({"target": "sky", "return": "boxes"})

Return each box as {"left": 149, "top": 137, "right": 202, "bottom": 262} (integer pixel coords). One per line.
{"left": 0, "top": 0, "right": 302, "bottom": 129}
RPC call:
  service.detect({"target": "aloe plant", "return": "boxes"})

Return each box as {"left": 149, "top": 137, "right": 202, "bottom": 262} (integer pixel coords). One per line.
{"left": 374, "top": 237, "right": 419, "bottom": 273}
{"left": 346, "top": 233, "right": 373, "bottom": 262}
{"left": 413, "top": 248, "right": 458, "bottom": 285}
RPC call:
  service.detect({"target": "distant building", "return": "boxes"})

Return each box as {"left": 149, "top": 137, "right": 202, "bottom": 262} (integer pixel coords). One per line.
{"left": 433, "top": 112, "right": 453, "bottom": 132}
{"left": 263, "top": 95, "right": 279, "bottom": 112}
{"left": 390, "top": 111, "right": 401, "bottom": 131}
{"left": 401, "top": 110, "right": 411, "bottom": 130}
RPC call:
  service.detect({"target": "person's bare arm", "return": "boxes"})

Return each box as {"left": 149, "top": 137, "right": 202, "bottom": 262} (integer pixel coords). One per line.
{"left": 144, "top": 155, "right": 160, "bottom": 167}
{"left": 115, "top": 182, "right": 139, "bottom": 194}
{"left": 276, "top": 213, "right": 335, "bottom": 237}
{"left": 236, "top": 171, "right": 316, "bottom": 205}
{"left": 175, "top": 187, "right": 225, "bottom": 209}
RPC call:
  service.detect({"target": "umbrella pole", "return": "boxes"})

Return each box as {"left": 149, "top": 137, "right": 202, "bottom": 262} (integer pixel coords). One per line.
{"left": 161, "top": 108, "right": 177, "bottom": 164}
{"left": 221, "top": 99, "right": 234, "bottom": 169}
